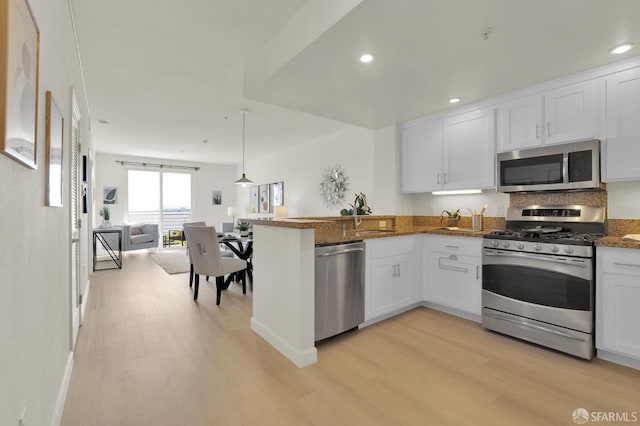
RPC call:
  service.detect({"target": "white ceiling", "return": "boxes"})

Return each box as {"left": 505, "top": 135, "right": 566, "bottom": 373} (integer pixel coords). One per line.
{"left": 72, "top": 0, "right": 640, "bottom": 166}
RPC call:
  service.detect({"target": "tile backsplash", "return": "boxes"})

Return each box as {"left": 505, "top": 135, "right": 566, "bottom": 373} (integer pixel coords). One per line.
{"left": 510, "top": 190, "right": 608, "bottom": 208}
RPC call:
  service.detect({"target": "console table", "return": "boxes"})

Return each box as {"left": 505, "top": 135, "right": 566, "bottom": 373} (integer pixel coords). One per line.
{"left": 93, "top": 228, "right": 123, "bottom": 271}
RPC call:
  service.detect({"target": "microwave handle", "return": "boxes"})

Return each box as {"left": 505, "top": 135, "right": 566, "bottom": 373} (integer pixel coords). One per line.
{"left": 563, "top": 152, "right": 569, "bottom": 184}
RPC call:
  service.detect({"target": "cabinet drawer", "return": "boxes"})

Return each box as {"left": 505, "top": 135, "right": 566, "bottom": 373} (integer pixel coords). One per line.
{"left": 600, "top": 248, "right": 640, "bottom": 276}
{"left": 427, "top": 235, "right": 481, "bottom": 257}
{"left": 366, "top": 235, "right": 417, "bottom": 259}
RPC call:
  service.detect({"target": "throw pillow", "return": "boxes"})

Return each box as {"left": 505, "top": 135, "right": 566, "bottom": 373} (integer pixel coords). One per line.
{"left": 131, "top": 226, "right": 143, "bottom": 236}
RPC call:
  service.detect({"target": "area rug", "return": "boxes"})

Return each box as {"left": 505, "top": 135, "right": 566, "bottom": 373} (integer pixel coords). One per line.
{"left": 150, "top": 249, "right": 190, "bottom": 274}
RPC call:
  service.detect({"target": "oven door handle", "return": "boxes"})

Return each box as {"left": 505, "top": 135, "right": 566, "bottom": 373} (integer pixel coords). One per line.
{"left": 483, "top": 249, "right": 589, "bottom": 268}
{"left": 484, "top": 311, "right": 586, "bottom": 341}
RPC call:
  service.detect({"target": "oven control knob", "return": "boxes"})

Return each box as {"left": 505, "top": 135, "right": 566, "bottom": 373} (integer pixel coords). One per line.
{"left": 502, "top": 241, "right": 510, "bottom": 248}
{"left": 534, "top": 243, "right": 542, "bottom": 251}
{"left": 551, "top": 245, "right": 559, "bottom": 253}
{"left": 516, "top": 242, "right": 525, "bottom": 250}
{"left": 565, "top": 246, "right": 574, "bottom": 254}
{"left": 492, "top": 240, "right": 500, "bottom": 248}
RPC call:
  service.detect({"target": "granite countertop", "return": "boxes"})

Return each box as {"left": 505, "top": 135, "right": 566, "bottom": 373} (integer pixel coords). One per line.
{"left": 247, "top": 217, "right": 492, "bottom": 244}
{"left": 596, "top": 236, "right": 640, "bottom": 250}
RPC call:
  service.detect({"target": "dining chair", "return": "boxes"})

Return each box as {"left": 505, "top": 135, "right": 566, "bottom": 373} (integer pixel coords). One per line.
{"left": 183, "top": 221, "right": 234, "bottom": 287}
{"left": 183, "top": 226, "right": 247, "bottom": 305}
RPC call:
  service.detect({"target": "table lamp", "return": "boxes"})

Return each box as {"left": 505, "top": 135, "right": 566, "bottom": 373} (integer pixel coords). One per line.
{"left": 274, "top": 205, "right": 288, "bottom": 218}
{"left": 227, "top": 206, "right": 239, "bottom": 225}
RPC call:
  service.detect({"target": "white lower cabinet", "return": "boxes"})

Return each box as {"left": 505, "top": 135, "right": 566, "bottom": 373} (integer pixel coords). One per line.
{"left": 597, "top": 247, "right": 640, "bottom": 361}
{"left": 423, "top": 235, "right": 482, "bottom": 319}
{"left": 365, "top": 236, "right": 419, "bottom": 321}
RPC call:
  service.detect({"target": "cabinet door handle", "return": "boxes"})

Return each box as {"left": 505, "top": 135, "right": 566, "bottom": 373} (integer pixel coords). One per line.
{"left": 547, "top": 121, "right": 551, "bottom": 137}
{"left": 445, "top": 245, "right": 459, "bottom": 250}
{"left": 443, "top": 172, "right": 448, "bottom": 183}
{"left": 437, "top": 173, "right": 441, "bottom": 184}
{"left": 613, "top": 262, "right": 640, "bottom": 268}
{"left": 476, "top": 265, "right": 480, "bottom": 280}
{"left": 392, "top": 264, "right": 397, "bottom": 278}
{"left": 397, "top": 263, "right": 401, "bottom": 277}
{"left": 535, "top": 124, "right": 540, "bottom": 139}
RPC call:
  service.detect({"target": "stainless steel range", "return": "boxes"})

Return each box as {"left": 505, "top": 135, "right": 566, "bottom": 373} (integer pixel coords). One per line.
{"left": 482, "top": 205, "right": 605, "bottom": 359}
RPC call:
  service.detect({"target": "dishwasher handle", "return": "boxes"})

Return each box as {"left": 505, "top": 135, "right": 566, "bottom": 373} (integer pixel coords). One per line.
{"left": 316, "top": 247, "right": 365, "bottom": 257}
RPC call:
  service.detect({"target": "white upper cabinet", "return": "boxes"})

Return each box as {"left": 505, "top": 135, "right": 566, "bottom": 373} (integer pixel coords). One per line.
{"left": 498, "top": 94, "right": 544, "bottom": 151}
{"left": 544, "top": 80, "right": 598, "bottom": 145}
{"left": 400, "top": 120, "right": 443, "bottom": 192}
{"left": 603, "top": 67, "right": 640, "bottom": 182}
{"left": 400, "top": 107, "right": 496, "bottom": 193}
{"left": 443, "top": 108, "right": 496, "bottom": 190}
{"left": 497, "top": 80, "right": 599, "bottom": 152}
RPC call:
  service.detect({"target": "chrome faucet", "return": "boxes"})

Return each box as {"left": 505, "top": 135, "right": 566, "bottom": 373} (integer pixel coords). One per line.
{"left": 354, "top": 194, "right": 363, "bottom": 229}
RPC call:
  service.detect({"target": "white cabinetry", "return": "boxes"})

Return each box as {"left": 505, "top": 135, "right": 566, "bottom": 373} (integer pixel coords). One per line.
{"left": 603, "top": 67, "right": 640, "bottom": 181}
{"left": 400, "top": 107, "right": 495, "bottom": 192}
{"left": 497, "top": 80, "right": 598, "bottom": 152}
{"left": 423, "top": 235, "right": 482, "bottom": 321}
{"left": 400, "top": 120, "right": 443, "bottom": 192}
{"left": 365, "top": 235, "right": 419, "bottom": 322}
{"left": 597, "top": 248, "right": 640, "bottom": 362}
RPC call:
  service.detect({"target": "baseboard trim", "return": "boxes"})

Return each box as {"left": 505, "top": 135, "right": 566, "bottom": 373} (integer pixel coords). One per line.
{"left": 597, "top": 349, "right": 640, "bottom": 371}
{"left": 359, "top": 302, "right": 421, "bottom": 328}
{"left": 80, "top": 279, "right": 91, "bottom": 323}
{"left": 421, "top": 301, "right": 481, "bottom": 323}
{"left": 250, "top": 317, "right": 317, "bottom": 368}
{"left": 50, "top": 351, "right": 74, "bottom": 426}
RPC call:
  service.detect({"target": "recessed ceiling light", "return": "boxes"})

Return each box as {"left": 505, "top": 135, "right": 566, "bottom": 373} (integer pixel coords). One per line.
{"left": 610, "top": 43, "right": 634, "bottom": 55}
{"left": 359, "top": 53, "right": 374, "bottom": 63}
{"left": 202, "top": 139, "right": 208, "bottom": 144}
{"left": 449, "top": 97, "right": 461, "bottom": 104}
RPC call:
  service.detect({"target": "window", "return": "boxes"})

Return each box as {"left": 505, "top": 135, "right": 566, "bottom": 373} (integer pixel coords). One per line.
{"left": 127, "top": 170, "right": 192, "bottom": 233}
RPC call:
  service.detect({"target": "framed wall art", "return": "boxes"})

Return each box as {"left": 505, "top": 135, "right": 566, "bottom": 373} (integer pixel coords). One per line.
{"left": 212, "top": 190, "right": 222, "bottom": 205}
{"left": 45, "top": 91, "right": 63, "bottom": 207}
{"left": 249, "top": 185, "right": 259, "bottom": 213}
{"left": 103, "top": 187, "right": 117, "bottom": 204}
{"left": 0, "top": 0, "right": 40, "bottom": 169}
{"left": 258, "top": 184, "right": 270, "bottom": 213}
{"left": 271, "top": 181, "right": 284, "bottom": 211}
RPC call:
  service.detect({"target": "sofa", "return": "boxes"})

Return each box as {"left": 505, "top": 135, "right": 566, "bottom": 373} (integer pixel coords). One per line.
{"left": 122, "top": 223, "right": 159, "bottom": 251}
{"left": 102, "top": 223, "right": 159, "bottom": 251}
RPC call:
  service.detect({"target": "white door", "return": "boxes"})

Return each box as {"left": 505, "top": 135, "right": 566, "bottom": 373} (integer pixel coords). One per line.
{"left": 367, "top": 259, "right": 393, "bottom": 319}
{"left": 497, "top": 94, "right": 543, "bottom": 152}
{"left": 70, "top": 91, "right": 82, "bottom": 348}
{"left": 600, "top": 273, "right": 640, "bottom": 358}
{"left": 443, "top": 108, "right": 496, "bottom": 190}
{"left": 603, "top": 67, "right": 640, "bottom": 181}
{"left": 394, "top": 255, "right": 414, "bottom": 308}
{"left": 543, "top": 80, "right": 597, "bottom": 145}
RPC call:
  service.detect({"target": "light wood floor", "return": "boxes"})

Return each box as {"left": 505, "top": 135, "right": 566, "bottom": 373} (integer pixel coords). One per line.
{"left": 61, "top": 252, "right": 640, "bottom": 426}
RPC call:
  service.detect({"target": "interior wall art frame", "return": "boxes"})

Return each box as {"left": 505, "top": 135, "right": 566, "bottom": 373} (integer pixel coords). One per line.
{"left": 0, "top": 0, "right": 40, "bottom": 169}
{"left": 103, "top": 187, "right": 117, "bottom": 204}
{"left": 45, "top": 91, "right": 63, "bottom": 207}
{"left": 249, "top": 185, "right": 259, "bottom": 213}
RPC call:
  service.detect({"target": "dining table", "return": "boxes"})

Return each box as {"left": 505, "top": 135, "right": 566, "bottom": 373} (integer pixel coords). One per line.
{"left": 218, "top": 234, "right": 253, "bottom": 288}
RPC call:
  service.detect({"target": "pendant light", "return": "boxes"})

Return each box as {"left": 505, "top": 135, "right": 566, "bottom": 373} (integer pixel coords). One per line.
{"left": 234, "top": 108, "right": 253, "bottom": 187}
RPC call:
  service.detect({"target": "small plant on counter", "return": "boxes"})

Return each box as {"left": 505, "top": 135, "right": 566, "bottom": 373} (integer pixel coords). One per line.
{"left": 440, "top": 209, "right": 460, "bottom": 221}
{"left": 341, "top": 192, "right": 372, "bottom": 216}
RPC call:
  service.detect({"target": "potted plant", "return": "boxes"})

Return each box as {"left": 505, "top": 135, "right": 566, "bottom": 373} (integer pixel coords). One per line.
{"left": 235, "top": 222, "right": 250, "bottom": 237}
{"left": 441, "top": 209, "right": 460, "bottom": 227}
{"left": 98, "top": 207, "right": 111, "bottom": 228}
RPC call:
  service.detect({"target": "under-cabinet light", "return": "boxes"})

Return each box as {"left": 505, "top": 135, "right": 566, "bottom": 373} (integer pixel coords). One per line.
{"left": 432, "top": 189, "right": 482, "bottom": 195}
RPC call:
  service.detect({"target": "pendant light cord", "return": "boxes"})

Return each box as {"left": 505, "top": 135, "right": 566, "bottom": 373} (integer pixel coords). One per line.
{"left": 242, "top": 110, "right": 246, "bottom": 173}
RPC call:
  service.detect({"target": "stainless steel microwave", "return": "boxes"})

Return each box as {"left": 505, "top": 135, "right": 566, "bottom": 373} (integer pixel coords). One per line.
{"left": 497, "top": 139, "right": 601, "bottom": 193}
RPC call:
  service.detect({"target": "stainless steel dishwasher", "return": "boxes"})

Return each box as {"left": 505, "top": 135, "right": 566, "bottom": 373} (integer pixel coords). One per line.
{"left": 315, "top": 241, "right": 365, "bottom": 341}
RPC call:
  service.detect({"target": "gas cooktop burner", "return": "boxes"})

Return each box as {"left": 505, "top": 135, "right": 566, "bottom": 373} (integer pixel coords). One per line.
{"left": 487, "top": 229, "right": 603, "bottom": 245}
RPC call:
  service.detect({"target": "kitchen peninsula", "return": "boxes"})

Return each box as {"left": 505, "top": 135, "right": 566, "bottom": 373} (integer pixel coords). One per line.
{"left": 246, "top": 215, "right": 498, "bottom": 367}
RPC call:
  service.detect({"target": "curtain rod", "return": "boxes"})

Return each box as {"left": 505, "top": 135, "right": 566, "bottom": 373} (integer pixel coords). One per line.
{"left": 115, "top": 160, "right": 199, "bottom": 171}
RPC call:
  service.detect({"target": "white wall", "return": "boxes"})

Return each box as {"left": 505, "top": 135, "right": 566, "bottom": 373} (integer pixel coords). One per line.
{"left": 607, "top": 182, "right": 640, "bottom": 219}
{"left": 0, "top": 0, "right": 92, "bottom": 424}
{"left": 237, "top": 126, "right": 376, "bottom": 217}
{"left": 94, "top": 153, "right": 237, "bottom": 230}
{"left": 410, "top": 191, "right": 510, "bottom": 218}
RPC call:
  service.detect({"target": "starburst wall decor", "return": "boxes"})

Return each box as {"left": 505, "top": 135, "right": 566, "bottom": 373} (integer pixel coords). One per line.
{"left": 320, "top": 164, "right": 349, "bottom": 208}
